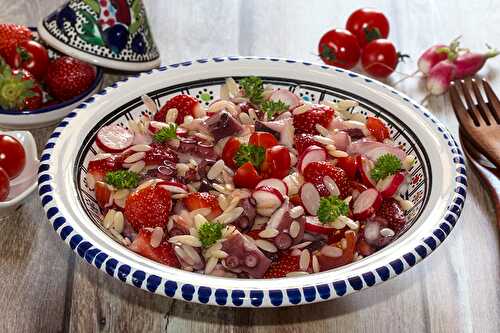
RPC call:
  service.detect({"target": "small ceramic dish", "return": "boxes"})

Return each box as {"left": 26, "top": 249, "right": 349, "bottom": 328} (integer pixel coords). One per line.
{"left": 0, "top": 131, "right": 39, "bottom": 217}
{"left": 38, "top": 57, "right": 466, "bottom": 307}
{"left": 0, "top": 28, "right": 104, "bottom": 130}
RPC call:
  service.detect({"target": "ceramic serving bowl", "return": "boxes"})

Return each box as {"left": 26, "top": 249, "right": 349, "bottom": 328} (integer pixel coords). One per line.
{"left": 0, "top": 28, "right": 104, "bottom": 130}
{"left": 37, "top": 57, "right": 466, "bottom": 307}
{"left": 0, "top": 131, "right": 39, "bottom": 217}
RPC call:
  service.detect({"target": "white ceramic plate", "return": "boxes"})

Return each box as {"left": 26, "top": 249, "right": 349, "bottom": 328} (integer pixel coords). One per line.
{"left": 37, "top": 57, "right": 466, "bottom": 307}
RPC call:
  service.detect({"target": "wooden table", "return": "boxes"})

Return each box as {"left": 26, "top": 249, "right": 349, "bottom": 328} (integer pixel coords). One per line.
{"left": 1, "top": 1, "right": 499, "bottom": 332}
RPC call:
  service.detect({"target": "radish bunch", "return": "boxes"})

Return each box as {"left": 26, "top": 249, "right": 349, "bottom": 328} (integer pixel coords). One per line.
{"left": 419, "top": 38, "right": 499, "bottom": 95}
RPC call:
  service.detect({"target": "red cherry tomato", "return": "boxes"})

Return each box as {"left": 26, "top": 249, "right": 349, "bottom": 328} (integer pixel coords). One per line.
{"left": 336, "top": 155, "right": 358, "bottom": 179}
{"left": 361, "top": 39, "right": 398, "bottom": 78}
{"left": 249, "top": 132, "right": 278, "bottom": 149}
{"left": 346, "top": 8, "right": 390, "bottom": 47}
{"left": 0, "top": 166, "right": 10, "bottom": 202}
{"left": 6, "top": 40, "right": 49, "bottom": 80}
{"left": 221, "top": 137, "right": 241, "bottom": 169}
{"left": 318, "top": 29, "right": 360, "bottom": 69}
{"left": 366, "top": 116, "right": 390, "bottom": 142}
{"left": 0, "top": 134, "right": 26, "bottom": 179}
{"left": 261, "top": 145, "right": 291, "bottom": 179}
{"left": 233, "top": 162, "right": 262, "bottom": 189}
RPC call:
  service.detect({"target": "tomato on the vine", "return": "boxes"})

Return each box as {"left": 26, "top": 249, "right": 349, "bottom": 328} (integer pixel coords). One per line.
{"left": 318, "top": 29, "right": 360, "bottom": 69}
{"left": 0, "top": 134, "right": 26, "bottom": 179}
{"left": 261, "top": 145, "right": 291, "bottom": 179}
{"left": 346, "top": 8, "right": 390, "bottom": 47}
{"left": 6, "top": 40, "right": 49, "bottom": 80}
{"left": 249, "top": 132, "right": 278, "bottom": 149}
{"left": 361, "top": 39, "right": 399, "bottom": 78}
{"left": 366, "top": 116, "right": 390, "bottom": 141}
{"left": 0, "top": 166, "right": 9, "bottom": 201}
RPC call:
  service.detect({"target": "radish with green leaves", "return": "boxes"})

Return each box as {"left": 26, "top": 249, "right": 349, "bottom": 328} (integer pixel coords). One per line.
{"left": 453, "top": 47, "right": 500, "bottom": 79}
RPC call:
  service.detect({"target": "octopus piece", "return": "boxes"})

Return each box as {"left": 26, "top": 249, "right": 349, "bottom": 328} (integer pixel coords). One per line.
{"left": 232, "top": 197, "right": 257, "bottom": 233}
{"left": 316, "top": 230, "right": 357, "bottom": 271}
{"left": 266, "top": 206, "right": 305, "bottom": 250}
{"left": 205, "top": 111, "right": 243, "bottom": 141}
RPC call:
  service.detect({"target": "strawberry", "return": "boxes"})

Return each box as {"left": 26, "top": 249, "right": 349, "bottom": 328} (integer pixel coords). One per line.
{"left": 376, "top": 198, "right": 406, "bottom": 233}
{"left": 0, "top": 66, "right": 40, "bottom": 110}
{"left": 264, "top": 253, "right": 300, "bottom": 278}
{"left": 45, "top": 56, "right": 96, "bottom": 101}
{"left": 87, "top": 154, "right": 124, "bottom": 182}
{"left": 0, "top": 24, "right": 32, "bottom": 58}
{"left": 182, "top": 192, "right": 223, "bottom": 220}
{"left": 292, "top": 104, "right": 334, "bottom": 135}
{"left": 303, "top": 161, "right": 350, "bottom": 198}
{"left": 294, "top": 133, "right": 324, "bottom": 155}
{"left": 124, "top": 184, "right": 172, "bottom": 231}
{"left": 144, "top": 142, "right": 179, "bottom": 166}
{"left": 154, "top": 94, "right": 199, "bottom": 124}
{"left": 11, "top": 69, "right": 42, "bottom": 110}
{"left": 129, "top": 229, "right": 180, "bottom": 267}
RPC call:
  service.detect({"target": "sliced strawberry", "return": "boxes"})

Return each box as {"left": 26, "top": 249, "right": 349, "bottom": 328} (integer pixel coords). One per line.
{"left": 292, "top": 104, "right": 334, "bottom": 135}
{"left": 366, "top": 116, "right": 390, "bottom": 142}
{"left": 144, "top": 142, "right": 179, "bottom": 166}
{"left": 376, "top": 198, "right": 406, "bottom": 233}
{"left": 303, "top": 161, "right": 350, "bottom": 198}
{"left": 95, "top": 181, "right": 112, "bottom": 209}
{"left": 336, "top": 155, "right": 358, "bottom": 179}
{"left": 87, "top": 154, "right": 124, "bottom": 182}
{"left": 264, "top": 253, "right": 300, "bottom": 278}
{"left": 182, "top": 192, "right": 223, "bottom": 220}
{"left": 129, "top": 229, "right": 180, "bottom": 267}
{"left": 124, "top": 184, "right": 172, "bottom": 231}
{"left": 294, "top": 133, "right": 324, "bottom": 155}
{"left": 154, "top": 94, "right": 199, "bottom": 124}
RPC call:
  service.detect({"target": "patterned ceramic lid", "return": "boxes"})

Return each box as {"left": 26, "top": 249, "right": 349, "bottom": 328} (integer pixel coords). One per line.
{"left": 37, "top": 0, "right": 161, "bottom": 71}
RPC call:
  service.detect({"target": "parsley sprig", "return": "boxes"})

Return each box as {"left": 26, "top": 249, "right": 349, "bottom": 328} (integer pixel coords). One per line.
{"left": 370, "top": 153, "right": 402, "bottom": 181}
{"left": 105, "top": 170, "right": 140, "bottom": 189}
{"left": 239, "top": 76, "right": 265, "bottom": 105}
{"left": 317, "top": 195, "right": 349, "bottom": 224}
{"left": 261, "top": 100, "right": 288, "bottom": 119}
{"left": 153, "top": 123, "right": 177, "bottom": 142}
{"left": 234, "top": 144, "right": 265, "bottom": 168}
{"left": 198, "top": 222, "right": 224, "bottom": 247}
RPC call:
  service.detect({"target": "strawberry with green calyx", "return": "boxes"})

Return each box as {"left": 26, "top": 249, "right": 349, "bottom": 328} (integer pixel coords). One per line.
{"left": 0, "top": 24, "right": 32, "bottom": 58}
{"left": 0, "top": 65, "right": 39, "bottom": 110}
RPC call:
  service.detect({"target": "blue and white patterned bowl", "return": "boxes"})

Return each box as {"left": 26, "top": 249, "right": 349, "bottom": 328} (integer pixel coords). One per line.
{"left": 37, "top": 57, "right": 466, "bottom": 307}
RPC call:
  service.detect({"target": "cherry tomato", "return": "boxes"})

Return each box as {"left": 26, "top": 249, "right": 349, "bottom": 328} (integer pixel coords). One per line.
{"left": 346, "top": 8, "right": 390, "bottom": 47}
{"left": 0, "top": 134, "right": 26, "bottom": 179}
{"left": 0, "top": 166, "right": 10, "bottom": 202}
{"left": 361, "top": 39, "right": 398, "bottom": 78}
{"left": 318, "top": 29, "right": 360, "bottom": 69}
{"left": 336, "top": 155, "right": 358, "bottom": 179}
{"left": 221, "top": 137, "right": 241, "bottom": 169}
{"left": 233, "top": 162, "right": 262, "bottom": 189}
{"left": 6, "top": 40, "right": 49, "bottom": 80}
{"left": 366, "top": 116, "right": 390, "bottom": 142}
{"left": 261, "top": 145, "right": 291, "bottom": 179}
{"left": 249, "top": 132, "right": 278, "bottom": 149}
{"left": 12, "top": 69, "right": 43, "bottom": 110}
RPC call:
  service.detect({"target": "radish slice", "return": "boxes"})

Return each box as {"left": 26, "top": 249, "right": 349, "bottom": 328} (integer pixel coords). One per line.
{"left": 149, "top": 121, "right": 188, "bottom": 137}
{"left": 158, "top": 181, "right": 188, "bottom": 194}
{"left": 352, "top": 188, "right": 382, "bottom": 220}
{"left": 269, "top": 89, "right": 301, "bottom": 109}
{"left": 256, "top": 178, "right": 288, "bottom": 196}
{"left": 356, "top": 155, "right": 376, "bottom": 187}
{"left": 376, "top": 172, "right": 405, "bottom": 198}
{"left": 252, "top": 186, "right": 284, "bottom": 214}
{"left": 297, "top": 145, "right": 327, "bottom": 174}
{"left": 304, "top": 216, "right": 335, "bottom": 235}
{"left": 96, "top": 125, "right": 134, "bottom": 153}
{"left": 300, "top": 182, "right": 321, "bottom": 215}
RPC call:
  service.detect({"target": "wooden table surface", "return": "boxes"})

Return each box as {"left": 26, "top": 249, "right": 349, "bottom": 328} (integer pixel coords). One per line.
{"left": 1, "top": 1, "right": 499, "bottom": 332}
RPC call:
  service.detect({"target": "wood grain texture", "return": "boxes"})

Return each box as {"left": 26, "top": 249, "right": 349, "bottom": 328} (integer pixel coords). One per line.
{"left": 0, "top": 1, "right": 499, "bottom": 332}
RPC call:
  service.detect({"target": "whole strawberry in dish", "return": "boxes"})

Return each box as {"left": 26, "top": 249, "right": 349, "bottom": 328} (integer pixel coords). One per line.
{"left": 0, "top": 23, "right": 32, "bottom": 58}
{"left": 154, "top": 94, "right": 200, "bottom": 124}
{"left": 45, "top": 56, "right": 96, "bottom": 101}
{"left": 293, "top": 104, "right": 334, "bottom": 135}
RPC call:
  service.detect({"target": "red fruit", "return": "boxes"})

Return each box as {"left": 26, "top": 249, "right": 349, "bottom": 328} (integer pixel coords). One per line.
{"left": 12, "top": 69, "right": 43, "bottom": 110}
{"left": 346, "top": 8, "right": 390, "bottom": 47}
{"left": 249, "top": 131, "right": 278, "bottom": 149}
{"left": 317, "top": 230, "right": 357, "bottom": 270}
{"left": 376, "top": 198, "right": 406, "bottom": 233}
{"left": 264, "top": 253, "right": 300, "bottom": 278}
{"left": 0, "top": 166, "right": 10, "bottom": 201}
{"left": 87, "top": 154, "right": 124, "bottom": 182}
{"left": 366, "top": 116, "right": 390, "bottom": 142}
{"left": 182, "top": 192, "right": 223, "bottom": 220}
{"left": 0, "top": 134, "right": 26, "bottom": 179}
{"left": 292, "top": 104, "right": 334, "bottom": 135}
{"left": 336, "top": 155, "right": 358, "bottom": 179}
{"left": 45, "top": 56, "right": 96, "bottom": 101}
{"left": 129, "top": 229, "right": 180, "bottom": 267}
{"left": 0, "top": 24, "right": 32, "bottom": 58}
{"left": 144, "top": 142, "right": 179, "bottom": 166}
{"left": 222, "top": 137, "right": 241, "bottom": 169}
{"left": 303, "top": 161, "right": 350, "bottom": 198}
{"left": 124, "top": 184, "right": 172, "bottom": 231}
{"left": 361, "top": 39, "right": 399, "bottom": 78}
{"left": 294, "top": 133, "right": 324, "bottom": 155}
{"left": 318, "top": 29, "right": 361, "bottom": 69}
{"left": 6, "top": 40, "right": 49, "bottom": 80}
{"left": 233, "top": 162, "right": 262, "bottom": 189}
{"left": 289, "top": 194, "right": 303, "bottom": 207}
{"left": 154, "top": 94, "right": 199, "bottom": 124}
{"left": 95, "top": 181, "right": 112, "bottom": 209}
{"left": 261, "top": 145, "right": 291, "bottom": 179}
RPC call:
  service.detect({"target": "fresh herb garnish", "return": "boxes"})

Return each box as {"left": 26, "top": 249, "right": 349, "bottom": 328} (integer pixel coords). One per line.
{"left": 153, "top": 123, "right": 177, "bottom": 142}
{"left": 234, "top": 143, "right": 265, "bottom": 168}
{"left": 239, "top": 76, "right": 264, "bottom": 105}
{"left": 261, "top": 100, "right": 289, "bottom": 118}
{"left": 317, "top": 195, "right": 349, "bottom": 224}
{"left": 105, "top": 170, "right": 140, "bottom": 189}
{"left": 370, "top": 153, "right": 402, "bottom": 181}
{"left": 198, "top": 222, "right": 224, "bottom": 247}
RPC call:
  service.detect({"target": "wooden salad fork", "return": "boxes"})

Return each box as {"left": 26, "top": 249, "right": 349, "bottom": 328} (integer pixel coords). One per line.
{"left": 449, "top": 79, "right": 500, "bottom": 168}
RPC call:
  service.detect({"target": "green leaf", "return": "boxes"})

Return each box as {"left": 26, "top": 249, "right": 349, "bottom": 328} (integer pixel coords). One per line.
{"left": 234, "top": 144, "right": 265, "bottom": 169}
{"left": 239, "top": 76, "right": 264, "bottom": 105}
{"left": 105, "top": 170, "right": 140, "bottom": 189}
{"left": 82, "top": 0, "right": 100, "bottom": 15}
{"left": 198, "top": 222, "right": 224, "bottom": 247}
{"left": 317, "top": 196, "right": 349, "bottom": 224}
{"left": 370, "top": 153, "right": 402, "bottom": 181}
{"left": 363, "top": 27, "right": 382, "bottom": 43}
{"left": 261, "top": 100, "right": 289, "bottom": 119}
{"left": 153, "top": 123, "right": 178, "bottom": 142}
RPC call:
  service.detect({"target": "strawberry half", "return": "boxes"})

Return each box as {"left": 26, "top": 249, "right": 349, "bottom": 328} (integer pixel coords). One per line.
{"left": 376, "top": 198, "right": 406, "bottom": 233}
{"left": 95, "top": 181, "right": 112, "bottom": 209}
{"left": 182, "top": 192, "right": 223, "bottom": 220}
{"left": 124, "top": 184, "right": 172, "bottom": 231}
{"left": 0, "top": 24, "right": 32, "bottom": 58}
{"left": 129, "top": 229, "right": 180, "bottom": 267}
{"left": 294, "top": 133, "right": 324, "bottom": 155}
{"left": 292, "top": 104, "right": 334, "bottom": 135}
{"left": 263, "top": 253, "right": 300, "bottom": 278}
{"left": 154, "top": 94, "right": 199, "bottom": 124}
{"left": 303, "top": 161, "right": 349, "bottom": 198}
{"left": 87, "top": 154, "right": 124, "bottom": 182}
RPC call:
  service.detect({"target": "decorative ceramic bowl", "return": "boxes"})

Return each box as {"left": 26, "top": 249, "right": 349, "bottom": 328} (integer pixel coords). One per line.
{"left": 37, "top": 0, "right": 161, "bottom": 71}
{"left": 0, "top": 131, "right": 39, "bottom": 218}
{"left": 37, "top": 57, "right": 466, "bottom": 307}
{"left": 0, "top": 28, "right": 104, "bottom": 130}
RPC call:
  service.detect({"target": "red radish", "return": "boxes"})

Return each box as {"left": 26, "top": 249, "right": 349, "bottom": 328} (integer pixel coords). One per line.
{"left": 304, "top": 216, "right": 336, "bottom": 235}
{"left": 356, "top": 155, "right": 376, "bottom": 187}
{"left": 96, "top": 125, "right": 134, "bottom": 153}
{"left": 418, "top": 44, "right": 449, "bottom": 75}
{"left": 252, "top": 186, "right": 284, "bottom": 212}
{"left": 453, "top": 48, "right": 500, "bottom": 79}
{"left": 297, "top": 145, "right": 327, "bottom": 173}
{"left": 352, "top": 188, "right": 382, "bottom": 220}
{"left": 158, "top": 181, "right": 188, "bottom": 194}
{"left": 148, "top": 121, "right": 188, "bottom": 137}
{"left": 376, "top": 172, "right": 405, "bottom": 198}
{"left": 349, "top": 181, "right": 368, "bottom": 201}
{"left": 300, "top": 182, "right": 321, "bottom": 215}
{"left": 256, "top": 178, "right": 288, "bottom": 196}
{"left": 269, "top": 89, "right": 301, "bottom": 109}
{"left": 426, "top": 59, "right": 457, "bottom": 95}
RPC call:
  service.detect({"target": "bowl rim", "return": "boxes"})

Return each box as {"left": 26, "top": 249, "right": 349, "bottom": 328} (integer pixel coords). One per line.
{"left": 37, "top": 56, "right": 467, "bottom": 307}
